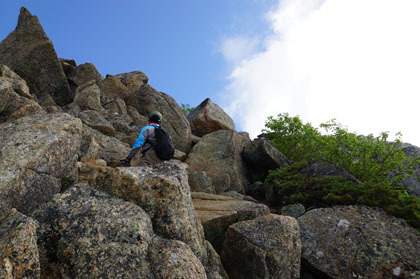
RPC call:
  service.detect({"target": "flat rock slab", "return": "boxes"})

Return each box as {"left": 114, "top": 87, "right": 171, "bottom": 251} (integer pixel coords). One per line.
{"left": 298, "top": 205, "right": 420, "bottom": 278}
{"left": 192, "top": 192, "right": 270, "bottom": 253}
{"left": 221, "top": 214, "right": 301, "bottom": 279}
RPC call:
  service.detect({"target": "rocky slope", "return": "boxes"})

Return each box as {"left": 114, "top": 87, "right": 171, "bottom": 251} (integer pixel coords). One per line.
{"left": 1, "top": 7, "right": 420, "bottom": 279}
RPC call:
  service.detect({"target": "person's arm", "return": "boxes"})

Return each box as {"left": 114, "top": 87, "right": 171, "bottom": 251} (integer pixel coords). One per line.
{"left": 124, "top": 126, "right": 150, "bottom": 163}
{"left": 126, "top": 146, "right": 141, "bottom": 161}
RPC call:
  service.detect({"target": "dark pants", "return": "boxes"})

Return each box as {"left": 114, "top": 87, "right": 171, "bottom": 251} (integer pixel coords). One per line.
{"left": 137, "top": 149, "right": 162, "bottom": 166}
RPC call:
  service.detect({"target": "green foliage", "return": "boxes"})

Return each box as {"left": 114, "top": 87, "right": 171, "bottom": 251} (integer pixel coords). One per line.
{"left": 264, "top": 113, "right": 418, "bottom": 185}
{"left": 263, "top": 113, "right": 420, "bottom": 230}
{"left": 181, "top": 104, "right": 195, "bottom": 115}
{"left": 266, "top": 161, "right": 420, "bottom": 229}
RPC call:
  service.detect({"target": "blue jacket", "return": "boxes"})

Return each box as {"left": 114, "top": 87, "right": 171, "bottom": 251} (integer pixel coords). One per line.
{"left": 132, "top": 123, "right": 159, "bottom": 150}
{"left": 126, "top": 123, "right": 159, "bottom": 161}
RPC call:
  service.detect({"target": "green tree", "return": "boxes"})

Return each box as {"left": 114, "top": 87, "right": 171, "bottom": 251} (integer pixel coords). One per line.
{"left": 264, "top": 113, "right": 417, "bottom": 185}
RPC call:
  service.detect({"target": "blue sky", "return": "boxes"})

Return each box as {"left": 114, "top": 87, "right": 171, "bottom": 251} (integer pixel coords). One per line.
{"left": 2, "top": 0, "right": 420, "bottom": 145}
{"left": 0, "top": 0, "right": 276, "bottom": 110}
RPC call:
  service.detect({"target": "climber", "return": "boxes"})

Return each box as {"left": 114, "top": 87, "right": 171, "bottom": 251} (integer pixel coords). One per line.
{"left": 120, "top": 111, "right": 174, "bottom": 167}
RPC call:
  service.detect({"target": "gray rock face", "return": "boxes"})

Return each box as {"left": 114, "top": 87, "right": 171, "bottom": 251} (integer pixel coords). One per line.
{"left": 115, "top": 71, "right": 149, "bottom": 93}
{"left": 221, "top": 214, "right": 301, "bottom": 279}
{"left": 127, "top": 84, "right": 192, "bottom": 153}
{"left": 74, "top": 80, "right": 104, "bottom": 112}
{"left": 0, "top": 65, "right": 35, "bottom": 117}
{"left": 188, "top": 98, "right": 235, "bottom": 137}
{"left": 79, "top": 124, "right": 130, "bottom": 166}
{"left": 186, "top": 130, "right": 250, "bottom": 193}
{"left": 0, "top": 113, "right": 82, "bottom": 215}
{"left": 149, "top": 237, "right": 207, "bottom": 279}
{"left": 127, "top": 105, "right": 148, "bottom": 127}
{"left": 0, "top": 79, "right": 11, "bottom": 113}
{"left": 0, "top": 7, "right": 72, "bottom": 105}
{"left": 0, "top": 64, "right": 32, "bottom": 100}
{"left": 189, "top": 171, "right": 215, "bottom": 193}
{"left": 79, "top": 110, "right": 116, "bottom": 136}
{"left": 91, "top": 161, "right": 208, "bottom": 262}
{"left": 298, "top": 205, "right": 420, "bottom": 278}
{"left": 0, "top": 209, "right": 40, "bottom": 279}
{"left": 0, "top": 91, "right": 45, "bottom": 123}
{"left": 401, "top": 143, "right": 420, "bottom": 198}
{"left": 242, "top": 138, "right": 291, "bottom": 181}
{"left": 66, "top": 62, "right": 104, "bottom": 86}
{"left": 192, "top": 192, "right": 270, "bottom": 253}
{"left": 281, "top": 204, "right": 305, "bottom": 218}
{"left": 98, "top": 74, "right": 131, "bottom": 101}
{"left": 33, "top": 184, "right": 155, "bottom": 279}
{"left": 204, "top": 240, "right": 229, "bottom": 279}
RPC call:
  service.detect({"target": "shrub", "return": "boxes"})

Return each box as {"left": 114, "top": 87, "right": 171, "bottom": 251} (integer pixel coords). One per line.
{"left": 265, "top": 161, "right": 420, "bottom": 230}
{"left": 264, "top": 113, "right": 418, "bottom": 185}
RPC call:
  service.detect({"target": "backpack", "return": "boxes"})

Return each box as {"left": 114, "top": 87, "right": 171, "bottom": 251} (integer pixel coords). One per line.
{"left": 153, "top": 126, "right": 175, "bottom": 160}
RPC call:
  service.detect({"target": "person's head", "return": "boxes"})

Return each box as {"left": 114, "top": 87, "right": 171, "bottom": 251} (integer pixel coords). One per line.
{"left": 149, "top": 111, "right": 162, "bottom": 124}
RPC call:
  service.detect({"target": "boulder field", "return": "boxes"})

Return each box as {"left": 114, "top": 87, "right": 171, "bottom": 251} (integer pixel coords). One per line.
{"left": 1, "top": 7, "right": 420, "bottom": 279}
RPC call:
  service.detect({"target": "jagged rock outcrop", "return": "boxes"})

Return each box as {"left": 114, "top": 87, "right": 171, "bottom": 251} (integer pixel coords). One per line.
{"left": 79, "top": 124, "right": 130, "bottom": 166}
{"left": 298, "top": 205, "right": 420, "bottom": 278}
{"left": 0, "top": 209, "right": 40, "bottom": 279}
{"left": 73, "top": 80, "right": 105, "bottom": 112}
{"left": 192, "top": 192, "right": 270, "bottom": 253}
{"left": 127, "top": 105, "right": 148, "bottom": 126}
{"left": 221, "top": 214, "right": 301, "bottom": 279}
{"left": 98, "top": 74, "right": 131, "bottom": 101}
{"left": 0, "top": 64, "right": 33, "bottom": 100}
{"left": 0, "top": 90, "right": 45, "bottom": 123}
{"left": 0, "top": 79, "right": 10, "bottom": 113}
{"left": 0, "top": 113, "right": 82, "bottom": 216}
{"left": 188, "top": 98, "right": 235, "bottom": 137}
{"left": 0, "top": 65, "right": 44, "bottom": 122}
{"left": 186, "top": 130, "right": 250, "bottom": 193}
{"left": 115, "top": 71, "right": 148, "bottom": 93}
{"left": 66, "top": 62, "right": 104, "bottom": 86}
{"left": 79, "top": 110, "right": 116, "bottom": 136}
{"left": 33, "top": 183, "right": 156, "bottom": 278}
{"left": 242, "top": 138, "right": 291, "bottom": 182}
{"left": 126, "top": 84, "right": 192, "bottom": 153}
{"left": 0, "top": 7, "right": 72, "bottom": 105}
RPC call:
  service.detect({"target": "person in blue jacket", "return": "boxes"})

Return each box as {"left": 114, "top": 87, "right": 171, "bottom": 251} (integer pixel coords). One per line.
{"left": 121, "top": 111, "right": 163, "bottom": 166}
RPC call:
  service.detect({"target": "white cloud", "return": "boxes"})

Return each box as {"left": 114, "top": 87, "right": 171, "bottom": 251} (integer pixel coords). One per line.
{"left": 219, "top": 36, "right": 259, "bottom": 65}
{"left": 220, "top": 0, "right": 420, "bottom": 145}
